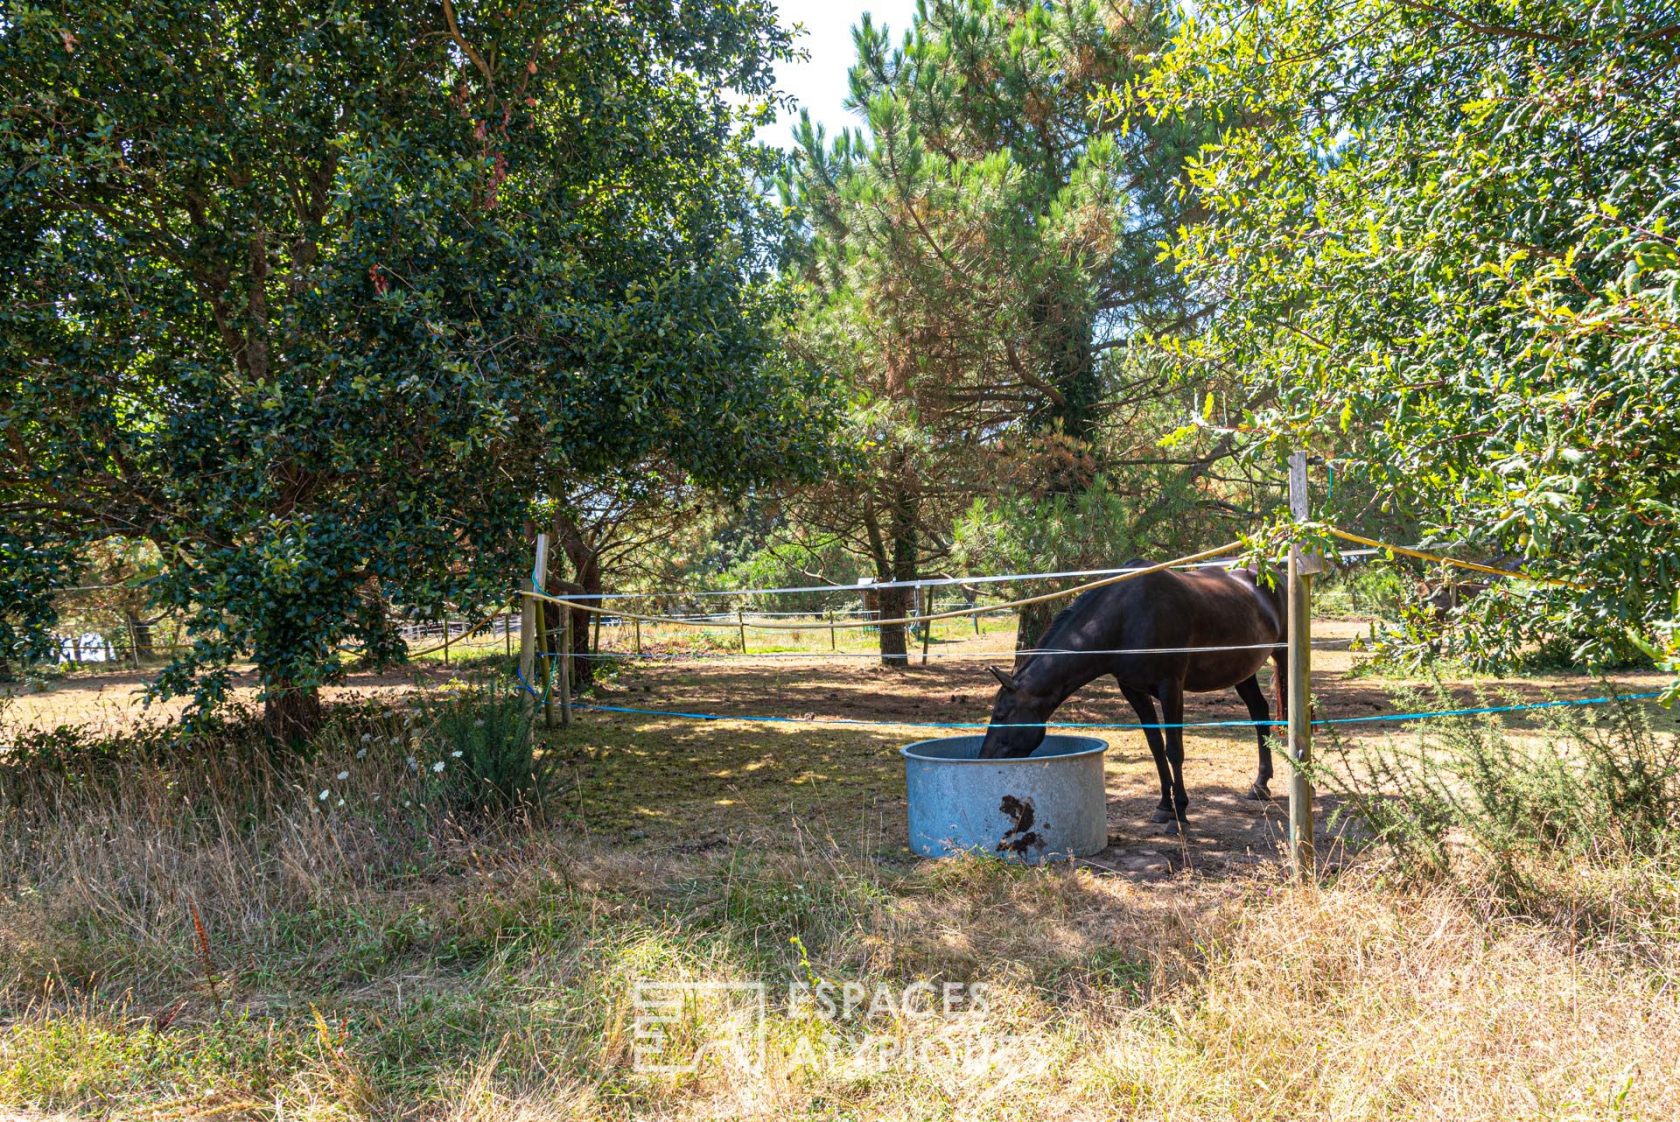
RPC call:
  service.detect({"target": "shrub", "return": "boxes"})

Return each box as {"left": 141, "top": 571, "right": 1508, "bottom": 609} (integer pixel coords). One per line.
{"left": 1314, "top": 561, "right": 1410, "bottom": 620}
{"left": 1320, "top": 685, "right": 1680, "bottom": 945}
{"left": 417, "top": 679, "right": 560, "bottom": 816}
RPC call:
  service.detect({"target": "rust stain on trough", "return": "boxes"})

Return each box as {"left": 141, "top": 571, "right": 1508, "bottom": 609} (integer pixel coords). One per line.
{"left": 997, "top": 794, "right": 1045, "bottom": 855}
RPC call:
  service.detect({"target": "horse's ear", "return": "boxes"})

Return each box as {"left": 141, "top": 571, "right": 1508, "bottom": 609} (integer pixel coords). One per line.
{"left": 988, "top": 666, "right": 1018, "bottom": 693}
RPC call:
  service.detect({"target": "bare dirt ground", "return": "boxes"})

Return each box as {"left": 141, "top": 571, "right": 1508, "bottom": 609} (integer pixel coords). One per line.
{"left": 6, "top": 618, "right": 1674, "bottom": 885}
{"left": 567, "top": 619, "right": 1675, "bottom": 881}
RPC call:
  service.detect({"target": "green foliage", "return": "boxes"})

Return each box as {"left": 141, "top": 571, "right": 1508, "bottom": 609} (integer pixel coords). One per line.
{"left": 0, "top": 537, "right": 73, "bottom": 667}
{"left": 786, "top": 0, "right": 1201, "bottom": 440}
{"left": 776, "top": 1, "right": 1212, "bottom": 659}
{"left": 950, "top": 465, "right": 1232, "bottom": 575}
{"left": 1313, "top": 562, "right": 1410, "bottom": 621}
{"left": 714, "top": 535, "right": 865, "bottom": 613}
{"left": 0, "top": 1, "right": 834, "bottom": 729}
{"left": 1127, "top": 0, "right": 1680, "bottom": 676}
{"left": 416, "top": 680, "right": 559, "bottom": 815}
{"left": 1323, "top": 689, "right": 1680, "bottom": 927}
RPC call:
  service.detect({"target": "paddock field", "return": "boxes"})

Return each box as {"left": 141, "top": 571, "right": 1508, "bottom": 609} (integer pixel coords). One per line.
{"left": 2, "top": 619, "right": 1678, "bottom": 1120}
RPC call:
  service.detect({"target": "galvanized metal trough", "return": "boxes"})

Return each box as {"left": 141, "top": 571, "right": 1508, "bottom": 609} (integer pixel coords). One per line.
{"left": 901, "top": 734, "right": 1108, "bottom": 865}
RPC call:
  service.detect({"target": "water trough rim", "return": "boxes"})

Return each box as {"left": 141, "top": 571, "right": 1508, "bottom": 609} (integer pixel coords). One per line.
{"left": 899, "top": 733, "right": 1109, "bottom": 765}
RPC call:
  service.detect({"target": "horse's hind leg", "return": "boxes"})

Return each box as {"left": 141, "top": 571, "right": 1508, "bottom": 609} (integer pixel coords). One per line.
{"left": 1234, "top": 675, "right": 1273, "bottom": 800}
{"left": 1119, "top": 682, "right": 1175, "bottom": 822}
{"left": 1157, "top": 680, "right": 1190, "bottom": 825}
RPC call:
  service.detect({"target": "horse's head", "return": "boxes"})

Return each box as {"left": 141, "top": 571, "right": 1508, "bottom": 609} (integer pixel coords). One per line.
{"left": 977, "top": 665, "right": 1051, "bottom": 759}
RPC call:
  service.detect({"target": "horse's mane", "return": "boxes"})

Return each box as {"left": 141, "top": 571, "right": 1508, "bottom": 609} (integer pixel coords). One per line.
{"left": 1033, "top": 602, "right": 1080, "bottom": 653}
{"left": 1019, "top": 558, "right": 1148, "bottom": 672}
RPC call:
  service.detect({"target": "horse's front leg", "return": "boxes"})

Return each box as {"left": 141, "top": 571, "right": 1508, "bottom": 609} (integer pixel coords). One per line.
{"left": 1234, "top": 675, "right": 1273, "bottom": 799}
{"left": 1119, "top": 682, "right": 1174, "bottom": 822}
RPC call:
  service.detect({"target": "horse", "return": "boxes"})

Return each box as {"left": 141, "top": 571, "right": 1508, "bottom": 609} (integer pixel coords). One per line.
{"left": 978, "top": 561, "right": 1288, "bottom": 827}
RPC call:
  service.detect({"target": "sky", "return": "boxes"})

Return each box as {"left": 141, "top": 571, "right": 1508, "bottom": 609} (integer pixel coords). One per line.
{"left": 764, "top": 0, "right": 920, "bottom": 144}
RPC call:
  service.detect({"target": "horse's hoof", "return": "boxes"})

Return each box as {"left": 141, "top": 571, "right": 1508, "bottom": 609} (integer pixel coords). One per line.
{"left": 1148, "top": 806, "right": 1177, "bottom": 824}
{"left": 1151, "top": 816, "right": 1187, "bottom": 835}
{"left": 1245, "top": 782, "right": 1271, "bottom": 801}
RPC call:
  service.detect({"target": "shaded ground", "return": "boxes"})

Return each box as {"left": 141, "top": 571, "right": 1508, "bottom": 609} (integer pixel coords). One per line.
{"left": 529, "top": 619, "right": 1676, "bottom": 885}
{"left": 6, "top": 618, "right": 1674, "bottom": 886}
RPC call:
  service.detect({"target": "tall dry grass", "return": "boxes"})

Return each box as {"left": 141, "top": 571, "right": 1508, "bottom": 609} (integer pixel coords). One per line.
{"left": 0, "top": 695, "right": 551, "bottom": 992}
{"left": 1, "top": 689, "right": 1678, "bottom": 1120}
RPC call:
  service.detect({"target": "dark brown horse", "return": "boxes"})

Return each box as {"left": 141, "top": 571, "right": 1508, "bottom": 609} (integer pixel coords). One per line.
{"left": 978, "top": 562, "right": 1287, "bottom": 826}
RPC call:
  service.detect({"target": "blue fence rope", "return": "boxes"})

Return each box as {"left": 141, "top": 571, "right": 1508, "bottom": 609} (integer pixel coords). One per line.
{"left": 569, "top": 691, "right": 1665, "bottom": 732}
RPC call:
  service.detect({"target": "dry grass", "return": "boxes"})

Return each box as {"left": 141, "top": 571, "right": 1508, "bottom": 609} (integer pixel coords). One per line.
{"left": 2, "top": 669, "right": 1679, "bottom": 1120}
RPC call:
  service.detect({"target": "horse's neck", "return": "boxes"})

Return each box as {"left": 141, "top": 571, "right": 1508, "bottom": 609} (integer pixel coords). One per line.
{"left": 1018, "top": 652, "right": 1110, "bottom": 715}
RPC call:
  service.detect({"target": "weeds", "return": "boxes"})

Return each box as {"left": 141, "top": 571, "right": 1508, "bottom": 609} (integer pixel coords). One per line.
{"left": 1320, "top": 682, "right": 1680, "bottom": 954}
{"left": 417, "top": 678, "right": 563, "bottom": 816}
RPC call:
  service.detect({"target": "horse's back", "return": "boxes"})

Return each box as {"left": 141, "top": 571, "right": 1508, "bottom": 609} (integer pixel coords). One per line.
{"left": 1091, "top": 563, "right": 1282, "bottom": 692}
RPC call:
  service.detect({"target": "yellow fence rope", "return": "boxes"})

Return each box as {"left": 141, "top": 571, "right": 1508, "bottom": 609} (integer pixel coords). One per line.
{"left": 519, "top": 541, "right": 1247, "bottom": 631}
{"left": 1325, "top": 528, "right": 1588, "bottom": 590}
{"left": 513, "top": 528, "right": 1581, "bottom": 636}
{"left": 406, "top": 605, "right": 513, "bottom": 658}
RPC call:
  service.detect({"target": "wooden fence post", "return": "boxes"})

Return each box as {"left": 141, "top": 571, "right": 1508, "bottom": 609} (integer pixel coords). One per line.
{"left": 1287, "top": 451, "right": 1321, "bottom": 878}
{"left": 443, "top": 617, "right": 450, "bottom": 664}
{"left": 520, "top": 535, "right": 547, "bottom": 730}
{"left": 828, "top": 609, "right": 836, "bottom": 651}
{"left": 634, "top": 617, "right": 642, "bottom": 656}
{"left": 737, "top": 608, "right": 747, "bottom": 654}
{"left": 921, "top": 585, "right": 933, "bottom": 665}
{"left": 559, "top": 607, "right": 573, "bottom": 726}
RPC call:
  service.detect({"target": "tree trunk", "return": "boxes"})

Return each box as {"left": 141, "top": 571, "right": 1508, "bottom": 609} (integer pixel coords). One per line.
{"left": 1015, "top": 600, "right": 1056, "bottom": 673}
{"left": 264, "top": 681, "right": 323, "bottom": 743}
{"left": 878, "top": 583, "right": 910, "bottom": 666}
{"left": 878, "top": 481, "right": 918, "bottom": 668}
{"left": 570, "top": 556, "right": 600, "bottom": 688}
{"left": 551, "top": 509, "right": 601, "bottom": 690}
{"left": 125, "top": 609, "right": 155, "bottom": 659}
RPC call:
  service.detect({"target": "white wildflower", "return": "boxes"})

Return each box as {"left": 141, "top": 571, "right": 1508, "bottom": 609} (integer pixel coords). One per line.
{"left": 432, "top": 760, "right": 446, "bottom": 773}
{"left": 360, "top": 733, "right": 373, "bottom": 743}
{"left": 337, "top": 770, "right": 349, "bottom": 781}
{"left": 318, "top": 789, "right": 329, "bottom": 801}
{"left": 355, "top": 748, "right": 367, "bottom": 759}
{"left": 451, "top": 750, "right": 463, "bottom": 758}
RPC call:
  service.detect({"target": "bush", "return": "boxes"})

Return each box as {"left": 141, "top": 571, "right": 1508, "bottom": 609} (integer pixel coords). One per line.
{"left": 1320, "top": 686, "right": 1680, "bottom": 943}
{"left": 417, "top": 679, "right": 560, "bottom": 816}
{"left": 1314, "top": 561, "right": 1410, "bottom": 620}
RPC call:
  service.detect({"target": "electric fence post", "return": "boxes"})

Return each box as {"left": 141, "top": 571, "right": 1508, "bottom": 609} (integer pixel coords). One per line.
{"left": 559, "top": 606, "right": 572, "bottom": 727}
{"left": 520, "top": 535, "right": 547, "bottom": 733}
{"left": 1287, "top": 451, "right": 1323, "bottom": 878}
{"left": 921, "top": 585, "right": 933, "bottom": 665}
